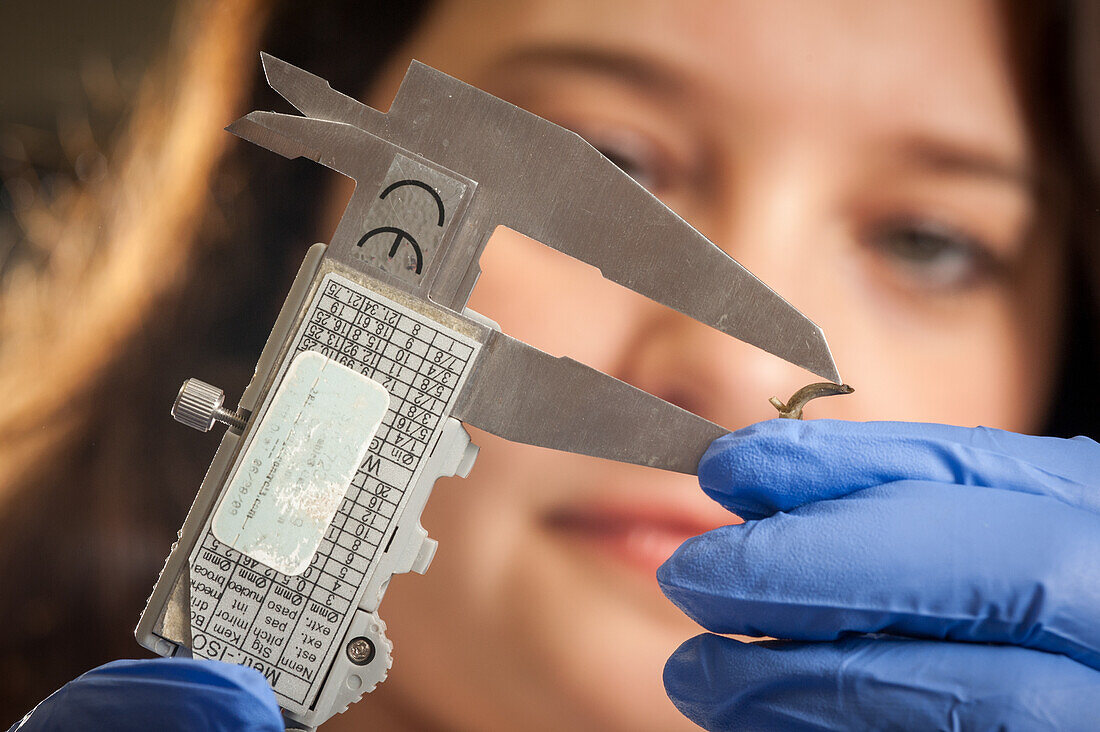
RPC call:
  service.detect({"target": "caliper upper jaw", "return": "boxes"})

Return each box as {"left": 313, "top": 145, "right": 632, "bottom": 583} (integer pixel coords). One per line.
{"left": 227, "top": 110, "right": 478, "bottom": 298}
{"left": 251, "top": 53, "right": 840, "bottom": 384}
{"left": 260, "top": 51, "right": 389, "bottom": 137}
{"left": 231, "top": 54, "right": 842, "bottom": 474}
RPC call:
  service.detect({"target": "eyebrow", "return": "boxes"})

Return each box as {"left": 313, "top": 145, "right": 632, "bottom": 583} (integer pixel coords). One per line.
{"left": 490, "top": 44, "right": 685, "bottom": 95}
{"left": 899, "top": 137, "right": 1035, "bottom": 191}
{"left": 492, "top": 46, "right": 1037, "bottom": 193}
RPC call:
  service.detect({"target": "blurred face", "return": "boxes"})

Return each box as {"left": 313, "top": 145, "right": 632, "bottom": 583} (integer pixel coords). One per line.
{"left": 325, "top": 1, "right": 1064, "bottom": 730}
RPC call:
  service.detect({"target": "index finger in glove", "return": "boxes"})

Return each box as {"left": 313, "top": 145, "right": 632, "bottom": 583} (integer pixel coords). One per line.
{"left": 659, "top": 480, "right": 1100, "bottom": 671}
{"left": 700, "top": 419, "right": 1100, "bottom": 520}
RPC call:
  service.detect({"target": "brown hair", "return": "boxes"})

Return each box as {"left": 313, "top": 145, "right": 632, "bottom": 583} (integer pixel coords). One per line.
{"left": 0, "top": 0, "right": 429, "bottom": 716}
{"left": 0, "top": 0, "right": 1094, "bottom": 721}
{"left": 1005, "top": 0, "right": 1100, "bottom": 438}
{"left": 0, "top": 0, "right": 270, "bottom": 710}
{"left": 0, "top": 0, "right": 267, "bottom": 504}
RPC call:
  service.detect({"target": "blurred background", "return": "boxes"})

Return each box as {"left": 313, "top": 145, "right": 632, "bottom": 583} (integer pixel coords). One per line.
{"left": 2, "top": 3, "right": 1100, "bottom": 730}
{"left": 0, "top": 0, "right": 174, "bottom": 278}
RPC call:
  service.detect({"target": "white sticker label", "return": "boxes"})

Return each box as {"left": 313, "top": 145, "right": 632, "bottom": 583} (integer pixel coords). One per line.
{"left": 212, "top": 351, "right": 389, "bottom": 576}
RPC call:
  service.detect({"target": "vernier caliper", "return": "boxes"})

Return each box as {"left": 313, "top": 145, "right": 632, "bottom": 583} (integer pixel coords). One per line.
{"left": 136, "top": 53, "right": 841, "bottom": 729}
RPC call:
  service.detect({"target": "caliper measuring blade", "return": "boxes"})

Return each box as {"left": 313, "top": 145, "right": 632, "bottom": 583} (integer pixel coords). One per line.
{"left": 452, "top": 333, "right": 728, "bottom": 474}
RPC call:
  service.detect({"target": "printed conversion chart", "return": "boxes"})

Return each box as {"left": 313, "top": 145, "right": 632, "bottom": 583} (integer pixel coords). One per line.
{"left": 186, "top": 273, "right": 479, "bottom": 707}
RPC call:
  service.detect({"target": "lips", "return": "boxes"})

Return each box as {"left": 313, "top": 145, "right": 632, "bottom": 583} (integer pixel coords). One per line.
{"left": 542, "top": 500, "right": 735, "bottom": 577}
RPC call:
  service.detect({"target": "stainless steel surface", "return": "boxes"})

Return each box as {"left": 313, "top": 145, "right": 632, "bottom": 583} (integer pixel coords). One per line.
{"left": 161, "top": 568, "right": 193, "bottom": 650}
{"left": 351, "top": 154, "right": 468, "bottom": 282}
{"left": 453, "top": 332, "right": 727, "bottom": 474}
{"left": 226, "top": 111, "right": 477, "bottom": 298}
{"left": 227, "top": 55, "right": 847, "bottom": 472}
{"left": 255, "top": 53, "right": 841, "bottom": 383}
{"left": 172, "top": 378, "right": 246, "bottom": 433}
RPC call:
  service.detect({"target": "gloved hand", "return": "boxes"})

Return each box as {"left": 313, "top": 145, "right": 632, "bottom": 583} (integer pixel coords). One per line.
{"left": 658, "top": 419, "right": 1100, "bottom": 731}
{"left": 8, "top": 658, "right": 285, "bottom": 732}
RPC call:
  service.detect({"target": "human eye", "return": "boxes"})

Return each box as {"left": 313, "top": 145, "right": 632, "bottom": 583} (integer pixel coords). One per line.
{"left": 862, "top": 217, "right": 1005, "bottom": 292}
{"left": 572, "top": 124, "right": 669, "bottom": 193}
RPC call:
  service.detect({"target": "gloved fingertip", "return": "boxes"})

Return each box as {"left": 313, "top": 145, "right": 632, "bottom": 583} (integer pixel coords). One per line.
{"left": 656, "top": 528, "right": 706, "bottom": 589}
{"left": 664, "top": 635, "right": 804, "bottom": 730}
{"left": 654, "top": 553, "right": 683, "bottom": 610}
{"left": 698, "top": 420, "right": 808, "bottom": 519}
{"left": 663, "top": 633, "right": 731, "bottom": 695}
{"left": 656, "top": 527, "right": 758, "bottom": 634}
{"left": 662, "top": 634, "right": 732, "bottom": 729}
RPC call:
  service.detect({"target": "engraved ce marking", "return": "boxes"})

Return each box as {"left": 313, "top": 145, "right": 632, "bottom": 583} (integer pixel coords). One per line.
{"left": 355, "top": 178, "right": 446, "bottom": 275}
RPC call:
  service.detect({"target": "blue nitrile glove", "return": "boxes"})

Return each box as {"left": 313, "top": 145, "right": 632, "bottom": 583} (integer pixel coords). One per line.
{"left": 658, "top": 419, "right": 1100, "bottom": 731}
{"left": 8, "top": 658, "right": 284, "bottom": 732}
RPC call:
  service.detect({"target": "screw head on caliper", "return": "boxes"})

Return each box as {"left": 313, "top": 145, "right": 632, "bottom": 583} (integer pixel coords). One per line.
{"left": 346, "top": 637, "right": 376, "bottom": 666}
{"left": 172, "top": 378, "right": 247, "bottom": 433}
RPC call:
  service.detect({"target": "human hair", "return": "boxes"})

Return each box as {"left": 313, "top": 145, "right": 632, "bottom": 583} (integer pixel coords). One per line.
{"left": 0, "top": 0, "right": 1095, "bottom": 722}
{"left": 0, "top": 0, "right": 431, "bottom": 716}
{"left": 1008, "top": 1, "right": 1100, "bottom": 439}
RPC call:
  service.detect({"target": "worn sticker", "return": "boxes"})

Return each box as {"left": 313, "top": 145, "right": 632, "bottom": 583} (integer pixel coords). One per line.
{"left": 212, "top": 350, "right": 389, "bottom": 576}
{"left": 189, "top": 274, "right": 480, "bottom": 707}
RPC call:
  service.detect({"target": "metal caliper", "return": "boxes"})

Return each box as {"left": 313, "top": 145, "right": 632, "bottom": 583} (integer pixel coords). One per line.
{"left": 136, "top": 53, "right": 841, "bottom": 729}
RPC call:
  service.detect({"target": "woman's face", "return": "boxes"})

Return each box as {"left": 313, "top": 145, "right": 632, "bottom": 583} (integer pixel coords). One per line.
{"left": 329, "top": 1, "right": 1064, "bottom": 729}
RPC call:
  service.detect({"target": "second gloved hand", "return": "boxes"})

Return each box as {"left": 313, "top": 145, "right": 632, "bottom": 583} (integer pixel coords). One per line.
{"left": 8, "top": 658, "right": 284, "bottom": 732}
{"left": 658, "top": 419, "right": 1100, "bottom": 731}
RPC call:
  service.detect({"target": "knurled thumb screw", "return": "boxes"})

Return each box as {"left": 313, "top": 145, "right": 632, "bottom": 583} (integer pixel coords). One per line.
{"left": 172, "top": 378, "right": 247, "bottom": 433}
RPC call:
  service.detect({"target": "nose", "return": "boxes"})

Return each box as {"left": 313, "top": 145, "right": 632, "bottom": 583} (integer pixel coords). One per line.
{"left": 611, "top": 162, "right": 832, "bottom": 430}
{"left": 614, "top": 305, "right": 812, "bottom": 430}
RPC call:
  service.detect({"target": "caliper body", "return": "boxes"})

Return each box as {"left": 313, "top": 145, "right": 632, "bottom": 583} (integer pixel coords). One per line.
{"left": 136, "top": 54, "right": 840, "bottom": 729}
